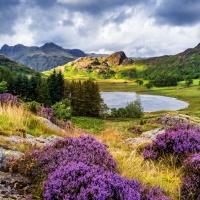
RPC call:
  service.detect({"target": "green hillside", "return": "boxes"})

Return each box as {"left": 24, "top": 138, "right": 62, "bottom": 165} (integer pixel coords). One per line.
{"left": 139, "top": 43, "right": 200, "bottom": 79}
{"left": 0, "top": 54, "right": 35, "bottom": 75}
{"left": 44, "top": 43, "right": 200, "bottom": 82}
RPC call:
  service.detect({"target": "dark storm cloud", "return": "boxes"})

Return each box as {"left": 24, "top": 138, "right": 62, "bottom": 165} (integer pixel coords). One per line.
{"left": 104, "top": 10, "right": 133, "bottom": 25}
{"left": 62, "top": 19, "right": 74, "bottom": 27}
{"left": 0, "top": 0, "right": 21, "bottom": 34}
{"left": 34, "top": 0, "right": 57, "bottom": 9}
{"left": 58, "top": 0, "right": 150, "bottom": 16}
{"left": 153, "top": 0, "right": 200, "bottom": 26}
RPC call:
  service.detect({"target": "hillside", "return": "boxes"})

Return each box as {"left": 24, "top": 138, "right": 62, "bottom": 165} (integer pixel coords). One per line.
{"left": 0, "top": 54, "right": 35, "bottom": 75}
{"left": 0, "top": 43, "right": 86, "bottom": 72}
{"left": 138, "top": 43, "right": 200, "bottom": 79}
{"left": 46, "top": 51, "right": 135, "bottom": 79}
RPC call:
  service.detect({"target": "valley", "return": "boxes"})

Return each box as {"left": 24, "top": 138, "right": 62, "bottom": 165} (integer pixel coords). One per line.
{"left": 0, "top": 43, "right": 200, "bottom": 200}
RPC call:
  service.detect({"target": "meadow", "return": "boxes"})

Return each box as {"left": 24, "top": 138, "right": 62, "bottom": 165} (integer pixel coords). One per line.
{"left": 1, "top": 78, "right": 200, "bottom": 199}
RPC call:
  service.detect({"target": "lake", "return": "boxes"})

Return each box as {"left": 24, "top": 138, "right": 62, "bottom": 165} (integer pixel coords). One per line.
{"left": 100, "top": 92, "right": 188, "bottom": 112}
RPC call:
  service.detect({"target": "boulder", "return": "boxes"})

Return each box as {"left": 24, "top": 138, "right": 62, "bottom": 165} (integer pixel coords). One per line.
{"left": 0, "top": 148, "right": 23, "bottom": 171}
{"left": 155, "top": 114, "right": 189, "bottom": 128}
{"left": 124, "top": 128, "right": 164, "bottom": 147}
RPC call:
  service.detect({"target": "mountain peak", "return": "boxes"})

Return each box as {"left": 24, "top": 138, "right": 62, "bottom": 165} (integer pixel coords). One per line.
{"left": 105, "top": 51, "right": 133, "bottom": 65}
{"left": 40, "top": 42, "right": 65, "bottom": 54}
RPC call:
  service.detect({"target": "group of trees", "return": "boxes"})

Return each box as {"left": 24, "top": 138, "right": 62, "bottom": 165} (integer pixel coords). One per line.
{"left": 64, "top": 79, "right": 103, "bottom": 117}
{"left": 0, "top": 70, "right": 103, "bottom": 117}
{"left": 149, "top": 75, "right": 178, "bottom": 87}
{"left": 110, "top": 96, "right": 144, "bottom": 118}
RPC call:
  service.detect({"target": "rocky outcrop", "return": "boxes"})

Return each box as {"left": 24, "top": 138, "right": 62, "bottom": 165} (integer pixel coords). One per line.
{"left": 65, "top": 51, "right": 133, "bottom": 77}
{"left": 0, "top": 171, "right": 31, "bottom": 199}
{"left": 0, "top": 148, "right": 23, "bottom": 170}
{"left": 105, "top": 51, "right": 133, "bottom": 66}
{"left": 0, "top": 43, "right": 86, "bottom": 72}
{"left": 154, "top": 114, "right": 189, "bottom": 128}
{"left": 125, "top": 128, "right": 164, "bottom": 147}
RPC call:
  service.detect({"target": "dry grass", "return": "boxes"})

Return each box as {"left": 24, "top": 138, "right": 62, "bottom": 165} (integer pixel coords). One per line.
{"left": 98, "top": 128, "right": 182, "bottom": 200}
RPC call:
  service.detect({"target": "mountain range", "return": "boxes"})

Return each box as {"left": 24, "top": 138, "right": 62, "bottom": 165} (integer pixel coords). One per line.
{"left": 0, "top": 43, "right": 86, "bottom": 72}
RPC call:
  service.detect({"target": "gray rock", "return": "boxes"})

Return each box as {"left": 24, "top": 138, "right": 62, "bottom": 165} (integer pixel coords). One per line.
{"left": 0, "top": 148, "right": 24, "bottom": 171}
{"left": 124, "top": 128, "right": 164, "bottom": 147}
{"left": 155, "top": 114, "right": 189, "bottom": 128}
{"left": 38, "top": 117, "right": 66, "bottom": 133}
{"left": 0, "top": 171, "right": 31, "bottom": 199}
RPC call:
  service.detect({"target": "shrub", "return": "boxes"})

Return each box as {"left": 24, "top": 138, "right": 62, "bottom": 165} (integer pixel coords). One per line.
{"left": 43, "top": 162, "right": 141, "bottom": 200}
{"left": 43, "top": 162, "right": 170, "bottom": 200}
{"left": 37, "top": 107, "right": 54, "bottom": 121}
{"left": 10, "top": 135, "right": 117, "bottom": 178}
{"left": 0, "top": 93, "right": 19, "bottom": 107}
{"left": 181, "top": 153, "right": 200, "bottom": 200}
{"left": 25, "top": 101, "right": 41, "bottom": 114}
{"left": 51, "top": 99, "right": 71, "bottom": 121}
{"left": 143, "top": 124, "right": 200, "bottom": 161}
{"left": 141, "top": 185, "right": 170, "bottom": 200}
{"left": 125, "top": 98, "right": 144, "bottom": 118}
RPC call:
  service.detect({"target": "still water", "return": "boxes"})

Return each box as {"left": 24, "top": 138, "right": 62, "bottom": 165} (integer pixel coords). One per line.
{"left": 100, "top": 92, "right": 188, "bottom": 112}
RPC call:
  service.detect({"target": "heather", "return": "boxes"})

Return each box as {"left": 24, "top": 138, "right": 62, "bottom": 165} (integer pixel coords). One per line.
{"left": 181, "top": 153, "right": 200, "bottom": 200}
{"left": 9, "top": 135, "right": 171, "bottom": 200}
{"left": 43, "top": 162, "right": 170, "bottom": 200}
{"left": 143, "top": 124, "right": 200, "bottom": 161}
{"left": 0, "top": 93, "right": 20, "bottom": 107}
{"left": 10, "top": 135, "right": 117, "bottom": 178}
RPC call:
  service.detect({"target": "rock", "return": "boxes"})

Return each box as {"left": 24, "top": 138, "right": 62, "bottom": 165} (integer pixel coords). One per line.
{"left": 124, "top": 128, "right": 164, "bottom": 147}
{"left": 38, "top": 117, "right": 66, "bottom": 133}
{"left": 0, "top": 171, "right": 31, "bottom": 199}
{"left": 105, "top": 51, "right": 133, "bottom": 66}
{"left": 0, "top": 148, "right": 23, "bottom": 171}
{"left": 155, "top": 114, "right": 189, "bottom": 128}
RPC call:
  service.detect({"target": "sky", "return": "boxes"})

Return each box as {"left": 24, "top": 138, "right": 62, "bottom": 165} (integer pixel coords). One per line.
{"left": 1, "top": 0, "right": 200, "bottom": 57}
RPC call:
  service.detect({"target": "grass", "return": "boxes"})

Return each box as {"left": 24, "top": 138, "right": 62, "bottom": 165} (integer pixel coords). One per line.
{"left": 98, "top": 79, "right": 200, "bottom": 117}
{"left": 95, "top": 128, "right": 181, "bottom": 199}
{"left": 2, "top": 78, "right": 200, "bottom": 199}
{"left": 0, "top": 104, "right": 67, "bottom": 152}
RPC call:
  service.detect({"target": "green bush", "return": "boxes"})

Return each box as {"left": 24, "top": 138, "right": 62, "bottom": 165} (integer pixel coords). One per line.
{"left": 52, "top": 99, "right": 71, "bottom": 121}
{"left": 25, "top": 101, "right": 41, "bottom": 114}
{"left": 110, "top": 96, "right": 144, "bottom": 118}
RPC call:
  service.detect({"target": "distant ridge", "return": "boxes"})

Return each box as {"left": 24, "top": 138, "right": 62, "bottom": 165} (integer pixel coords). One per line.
{"left": 0, "top": 43, "right": 86, "bottom": 72}
{"left": 134, "top": 42, "right": 200, "bottom": 79}
{"left": 0, "top": 54, "right": 35, "bottom": 74}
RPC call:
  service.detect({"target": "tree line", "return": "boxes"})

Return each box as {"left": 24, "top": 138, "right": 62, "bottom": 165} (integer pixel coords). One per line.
{"left": 0, "top": 69, "right": 103, "bottom": 117}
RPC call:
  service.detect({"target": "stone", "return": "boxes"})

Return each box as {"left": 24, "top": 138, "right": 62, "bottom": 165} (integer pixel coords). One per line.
{"left": 124, "top": 128, "right": 164, "bottom": 147}
{"left": 0, "top": 171, "right": 31, "bottom": 199}
{"left": 0, "top": 148, "right": 23, "bottom": 171}
{"left": 155, "top": 114, "right": 189, "bottom": 128}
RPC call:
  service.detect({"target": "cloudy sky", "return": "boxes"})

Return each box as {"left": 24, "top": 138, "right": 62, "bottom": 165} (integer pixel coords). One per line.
{"left": 1, "top": 0, "right": 200, "bottom": 57}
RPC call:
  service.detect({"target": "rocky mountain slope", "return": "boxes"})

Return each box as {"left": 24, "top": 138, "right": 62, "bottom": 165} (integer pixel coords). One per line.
{"left": 0, "top": 43, "right": 86, "bottom": 72}
{"left": 0, "top": 54, "right": 35, "bottom": 75}
{"left": 58, "top": 51, "right": 133, "bottom": 78}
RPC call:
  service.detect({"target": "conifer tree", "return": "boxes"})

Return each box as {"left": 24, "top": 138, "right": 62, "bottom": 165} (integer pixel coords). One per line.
{"left": 35, "top": 79, "right": 52, "bottom": 107}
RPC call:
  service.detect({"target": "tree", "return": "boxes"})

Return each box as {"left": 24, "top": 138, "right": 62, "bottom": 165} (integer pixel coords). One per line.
{"left": 47, "top": 70, "right": 65, "bottom": 104}
{"left": 52, "top": 98, "right": 72, "bottom": 121}
{"left": 125, "top": 95, "right": 144, "bottom": 118}
{"left": 135, "top": 79, "right": 144, "bottom": 85}
{"left": 185, "top": 78, "right": 193, "bottom": 87}
{"left": 145, "top": 82, "right": 153, "bottom": 89}
{"left": 35, "top": 79, "right": 52, "bottom": 107}
{"left": 0, "top": 81, "right": 7, "bottom": 93}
